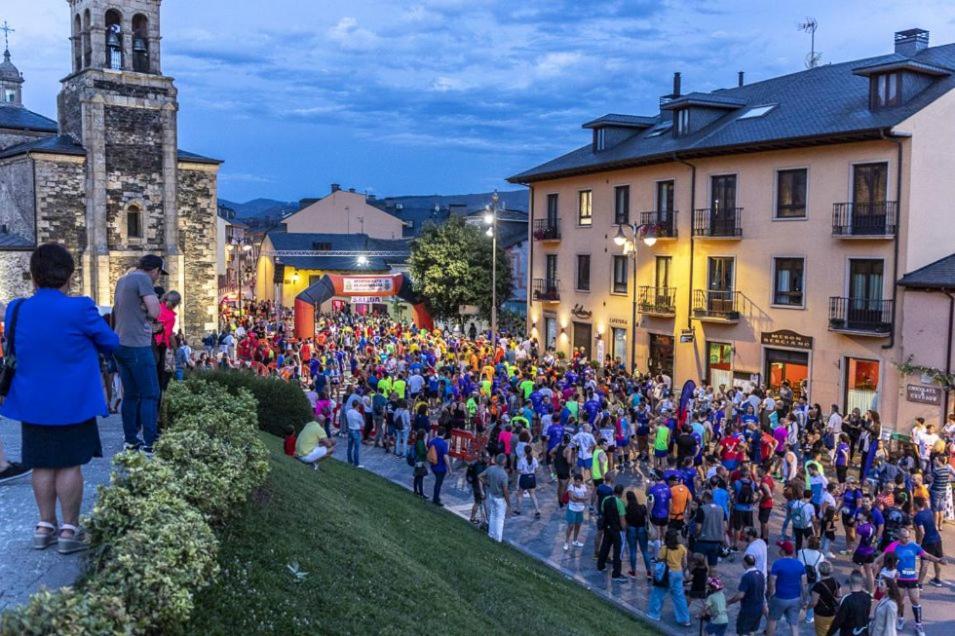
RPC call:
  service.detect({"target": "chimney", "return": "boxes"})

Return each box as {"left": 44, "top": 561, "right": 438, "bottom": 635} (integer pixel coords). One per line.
{"left": 348, "top": 188, "right": 356, "bottom": 193}
{"left": 367, "top": 194, "right": 377, "bottom": 201}
{"left": 672, "top": 72, "right": 681, "bottom": 98}
{"left": 330, "top": 183, "right": 341, "bottom": 193}
{"left": 895, "top": 28, "right": 929, "bottom": 56}
{"left": 738, "top": 71, "right": 745, "bottom": 87}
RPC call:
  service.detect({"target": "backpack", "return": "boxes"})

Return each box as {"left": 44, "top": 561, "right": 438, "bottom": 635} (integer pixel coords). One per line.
{"left": 427, "top": 442, "right": 438, "bottom": 465}
{"left": 801, "top": 550, "right": 821, "bottom": 584}
{"left": 791, "top": 501, "right": 810, "bottom": 529}
{"left": 737, "top": 479, "right": 755, "bottom": 505}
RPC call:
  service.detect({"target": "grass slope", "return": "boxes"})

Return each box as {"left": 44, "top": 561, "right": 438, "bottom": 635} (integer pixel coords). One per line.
{"left": 188, "top": 434, "right": 655, "bottom": 636}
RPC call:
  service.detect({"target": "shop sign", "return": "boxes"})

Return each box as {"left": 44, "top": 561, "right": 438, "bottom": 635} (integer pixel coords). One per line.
{"left": 458, "top": 305, "right": 479, "bottom": 315}
{"left": 351, "top": 296, "right": 384, "bottom": 304}
{"left": 571, "top": 304, "right": 592, "bottom": 319}
{"left": 760, "top": 329, "right": 813, "bottom": 350}
{"left": 609, "top": 317, "right": 628, "bottom": 327}
{"left": 906, "top": 384, "right": 942, "bottom": 406}
{"left": 679, "top": 329, "right": 695, "bottom": 343}
{"left": 342, "top": 277, "right": 394, "bottom": 294}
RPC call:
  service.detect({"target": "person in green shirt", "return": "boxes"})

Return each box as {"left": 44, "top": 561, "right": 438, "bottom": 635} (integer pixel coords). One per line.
{"left": 566, "top": 399, "right": 579, "bottom": 421}
{"left": 392, "top": 375, "right": 407, "bottom": 400}
{"left": 652, "top": 420, "right": 671, "bottom": 472}
{"left": 519, "top": 378, "right": 535, "bottom": 400}
{"left": 377, "top": 374, "right": 393, "bottom": 400}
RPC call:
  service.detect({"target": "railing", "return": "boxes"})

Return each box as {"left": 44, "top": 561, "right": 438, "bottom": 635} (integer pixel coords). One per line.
{"left": 692, "top": 289, "right": 741, "bottom": 320}
{"left": 828, "top": 297, "right": 894, "bottom": 334}
{"left": 640, "top": 210, "right": 678, "bottom": 238}
{"left": 638, "top": 286, "right": 677, "bottom": 315}
{"left": 692, "top": 208, "right": 743, "bottom": 237}
{"left": 533, "top": 278, "right": 560, "bottom": 302}
{"left": 533, "top": 218, "right": 561, "bottom": 241}
{"left": 832, "top": 202, "right": 897, "bottom": 237}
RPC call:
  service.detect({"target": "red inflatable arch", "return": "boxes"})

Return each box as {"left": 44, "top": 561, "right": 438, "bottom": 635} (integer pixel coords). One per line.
{"left": 294, "top": 273, "right": 434, "bottom": 339}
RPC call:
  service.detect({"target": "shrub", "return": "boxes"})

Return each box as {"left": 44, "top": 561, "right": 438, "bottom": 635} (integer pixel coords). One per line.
{"left": 196, "top": 369, "right": 313, "bottom": 437}
{"left": 1, "top": 589, "right": 131, "bottom": 635}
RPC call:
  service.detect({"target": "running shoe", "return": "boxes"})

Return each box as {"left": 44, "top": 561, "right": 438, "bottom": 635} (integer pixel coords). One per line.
{"left": 563, "top": 543, "right": 569, "bottom": 551}
{"left": 573, "top": 541, "right": 585, "bottom": 547}
{"left": 930, "top": 578, "right": 945, "bottom": 587}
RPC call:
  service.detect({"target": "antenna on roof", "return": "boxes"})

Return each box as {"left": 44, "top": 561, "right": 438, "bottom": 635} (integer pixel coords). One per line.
{"left": 798, "top": 18, "right": 822, "bottom": 69}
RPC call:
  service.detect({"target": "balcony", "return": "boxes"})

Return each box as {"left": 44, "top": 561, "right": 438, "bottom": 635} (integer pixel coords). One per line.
{"left": 638, "top": 286, "right": 677, "bottom": 317}
{"left": 832, "top": 202, "right": 897, "bottom": 238}
{"left": 692, "top": 290, "right": 741, "bottom": 322}
{"left": 828, "top": 297, "right": 894, "bottom": 336}
{"left": 533, "top": 278, "right": 561, "bottom": 303}
{"left": 640, "top": 210, "right": 678, "bottom": 239}
{"left": 533, "top": 218, "right": 561, "bottom": 242}
{"left": 692, "top": 208, "right": 742, "bottom": 238}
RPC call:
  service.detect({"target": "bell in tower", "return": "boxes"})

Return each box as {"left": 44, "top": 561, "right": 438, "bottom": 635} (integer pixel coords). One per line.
{"left": 105, "top": 11, "right": 123, "bottom": 70}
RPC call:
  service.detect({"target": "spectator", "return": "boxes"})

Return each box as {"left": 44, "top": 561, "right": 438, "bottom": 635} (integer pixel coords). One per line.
{"left": 596, "top": 484, "right": 626, "bottom": 580}
{"left": 153, "top": 290, "right": 180, "bottom": 393}
{"left": 728, "top": 553, "right": 765, "bottom": 636}
{"left": 427, "top": 428, "right": 451, "bottom": 506}
{"left": 112, "top": 254, "right": 164, "bottom": 453}
{"left": 870, "top": 577, "right": 901, "bottom": 636}
{"left": 294, "top": 418, "right": 335, "bottom": 469}
{"left": 647, "top": 529, "right": 691, "bottom": 626}
{"left": 766, "top": 540, "right": 805, "bottom": 636}
{"left": 809, "top": 561, "right": 840, "bottom": 636}
{"left": 826, "top": 570, "right": 871, "bottom": 636}
{"left": 481, "top": 453, "right": 510, "bottom": 542}
{"left": 1, "top": 243, "right": 118, "bottom": 553}
{"left": 345, "top": 403, "right": 364, "bottom": 467}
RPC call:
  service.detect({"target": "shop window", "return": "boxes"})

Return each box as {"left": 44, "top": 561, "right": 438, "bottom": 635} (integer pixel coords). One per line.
{"left": 845, "top": 358, "right": 880, "bottom": 414}
{"left": 707, "top": 341, "right": 733, "bottom": 390}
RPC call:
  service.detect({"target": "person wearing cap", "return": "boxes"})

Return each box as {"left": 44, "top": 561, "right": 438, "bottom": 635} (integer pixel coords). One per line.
{"left": 700, "top": 576, "right": 729, "bottom": 635}
{"left": 112, "top": 254, "right": 166, "bottom": 453}
{"left": 767, "top": 540, "right": 806, "bottom": 636}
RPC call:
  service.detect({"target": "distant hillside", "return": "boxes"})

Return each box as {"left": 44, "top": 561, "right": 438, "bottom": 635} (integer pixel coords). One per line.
{"left": 381, "top": 190, "right": 528, "bottom": 213}
{"left": 218, "top": 198, "right": 297, "bottom": 220}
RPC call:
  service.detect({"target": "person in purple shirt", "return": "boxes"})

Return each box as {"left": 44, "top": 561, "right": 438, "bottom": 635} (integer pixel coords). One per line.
{"left": 427, "top": 430, "right": 452, "bottom": 506}
{"left": 647, "top": 478, "right": 671, "bottom": 539}
{"left": 834, "top": 433, "right": 850, "bottom": 484}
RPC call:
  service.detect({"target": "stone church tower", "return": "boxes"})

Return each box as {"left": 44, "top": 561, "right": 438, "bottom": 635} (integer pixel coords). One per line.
{"left": 0, "top": 0, "right": 221, "bottom": 336}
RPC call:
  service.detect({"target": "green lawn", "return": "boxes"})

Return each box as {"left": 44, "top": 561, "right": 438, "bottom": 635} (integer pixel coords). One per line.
{"left": 187, "top": 434, "right": 655, "bottom": 636}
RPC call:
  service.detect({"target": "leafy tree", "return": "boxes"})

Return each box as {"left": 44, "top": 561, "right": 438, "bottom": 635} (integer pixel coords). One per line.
{"left": 409, "top": 216, "right": 513, "bottom": 322}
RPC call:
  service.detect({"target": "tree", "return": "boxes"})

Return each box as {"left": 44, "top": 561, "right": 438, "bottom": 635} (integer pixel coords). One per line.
{"left": 409, "top": 216, "right": 513, "bottom": 323}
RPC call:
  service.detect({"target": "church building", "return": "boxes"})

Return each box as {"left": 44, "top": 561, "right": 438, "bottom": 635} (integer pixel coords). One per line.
{"left": 0, "top": 0, "right": 220, "bottom": 336}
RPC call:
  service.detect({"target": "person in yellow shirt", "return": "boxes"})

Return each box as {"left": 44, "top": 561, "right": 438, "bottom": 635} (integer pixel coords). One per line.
{"left": 295, "top": 418, "right": 336, "bottom": 468}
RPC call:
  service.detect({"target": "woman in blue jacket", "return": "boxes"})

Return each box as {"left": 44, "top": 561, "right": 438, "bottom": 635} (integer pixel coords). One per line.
{"left": 1, "top": 243, "right": 119, "bottom": 554}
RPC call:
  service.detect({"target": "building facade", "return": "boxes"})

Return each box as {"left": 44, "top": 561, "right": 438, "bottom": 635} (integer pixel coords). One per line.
{"left": 282, "top": 185, "right": 406, "bottom": 239}
{"left": 512, "top": 29, "right": 955, "bottom": 433}
{"left": 0, "top": 0, "right": 220, "bottom": 336}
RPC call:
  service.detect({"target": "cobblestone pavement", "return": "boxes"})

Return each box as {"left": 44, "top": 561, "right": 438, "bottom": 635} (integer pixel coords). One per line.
{"left": 0, "top": 415, "right": 123, "bottom": 611}
{"left": 332, "top": 441, "right": 955, "bottom": 635}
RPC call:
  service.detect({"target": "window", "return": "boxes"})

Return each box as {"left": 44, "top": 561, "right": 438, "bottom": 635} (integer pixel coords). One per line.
{"left": 576, "top": 254, "right": 591, "bottom": 291}
{"left": 738, "top": 104, "right": 776, "bottom": 119}
{"left": 773, "top": 257, "right": 804, "bottom": 306}
{"left": 126, "top": 206, "right": 143, "bottom": 240}
{"left": 544, "top": 317, "right": 557, "bottom": 349}
{"left": 707, "top": 342, "right": 733, "bottom": 389}
{"left": 545, "top": 254, "right": 558, "bottom": 287}
{"left": 577, "top": 190, "right": 592, "bottom": 226}
{"left": 675, "top": 108, "right": 690, "bottom": 136}
{"left": 646, "top": 124, "right": 672, "bottom": 137}
{"left": 776, "top": 168, "right": 807, "bottom": 218}
{"left": 546, "top": 193, "right": 558, "bottom": 224}
{"left": 611, "top": 255, "right": 628, "bottom": 294}
{"left": 871, "top": 73, "right": 901, "bottom": 109}
{"left": 614, "top": 185, "right": 630, "bottom": 225}
{"left": 656, "top": 180, "right": 674, "bottom": 213}
{"left": 595, "top": 128, "right": 607, "bottom": 151}
{"left": 3, "top": 89, "right": 14, "bottom": 103}
{"left": 612, "top": 327, "right": 627, "bottom": 363}
{"left": 655, "top": 256, "right": 671, "bottom": 289}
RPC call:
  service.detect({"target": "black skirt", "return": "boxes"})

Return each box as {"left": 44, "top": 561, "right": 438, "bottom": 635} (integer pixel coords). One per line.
{"left": 21, "top": 418, "right": 102, "bottom": 469}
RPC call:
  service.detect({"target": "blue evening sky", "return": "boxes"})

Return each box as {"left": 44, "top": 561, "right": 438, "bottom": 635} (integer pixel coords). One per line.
{"left": 6, "top": 1, "right": 955, "bottom": 202}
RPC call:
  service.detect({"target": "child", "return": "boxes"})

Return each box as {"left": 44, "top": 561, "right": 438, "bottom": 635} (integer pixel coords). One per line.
{"left": 874, "top": 552, "right": 898, "bottom": 600}
{"left": 466, "top": 452, "right": 489, "bottom": 527}
{"left": 283, "top": 425, "right": 297, "bottom": 457}
{"left": 701, "top": 576, "right": 729, "bottom": 635}
{"left": 687, "top": 553, "right": 709, "bottom": 600}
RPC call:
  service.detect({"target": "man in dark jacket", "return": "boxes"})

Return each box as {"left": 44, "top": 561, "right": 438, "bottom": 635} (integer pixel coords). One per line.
{"left": 597, "top": 484, "right": 625, "bottom": 579}
{"left": 826, "top": 570, "right": 871, "bottom": 636}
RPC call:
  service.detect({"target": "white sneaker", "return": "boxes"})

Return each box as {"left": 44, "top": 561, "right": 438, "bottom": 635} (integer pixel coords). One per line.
{"left": 563, "top": 543, "right": 569, "bottom": 551}
{"left": 574, "top": 541, "right": 585, "bottom": 547}
{"left": 916, "top": 625, "right": 925, "bottom": 636}
{"left": 897, "top": 618, "right": 905, "bottom": 631}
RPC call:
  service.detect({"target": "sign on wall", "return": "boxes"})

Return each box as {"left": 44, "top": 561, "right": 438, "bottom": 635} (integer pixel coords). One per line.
{"left": 906, "top": 384, "right": 942, "bottom": 406}
{"left": 342, "top": 277, "right": 394, "bottom": 294}
{"left": 761, "top": 329, "right": 813, "bottom": 350}
{"left": 349, "top": 296, "right": 385, "bottom": 304}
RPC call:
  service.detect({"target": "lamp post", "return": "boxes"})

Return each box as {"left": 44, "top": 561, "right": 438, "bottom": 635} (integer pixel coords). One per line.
{"left": 613, "top": 222, "right": 657, "bottom": 373}
{"left": 484, "top": 191, "right": 503, "bottom": 352}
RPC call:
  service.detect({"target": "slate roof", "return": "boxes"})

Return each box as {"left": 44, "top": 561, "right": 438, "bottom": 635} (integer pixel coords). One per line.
{"left": 0, "top": 133, "right": 222, "bottom": 165}
{"left": 0, "top": 105, "right": 57, "bottom": 134}
{"left": 582, "top": 114, "right": 657, "bottom": 129}
{"left": 0, "top": 231, "right": 33, "bottom": 249}
{"left": 509, "top": 41, "right": 955, "bottom": 183}
{"left": 177, "top": 149, "right": 223, "bottom": 165}
{"left": 898, "top": 253, "right": 955, "bottom": 290}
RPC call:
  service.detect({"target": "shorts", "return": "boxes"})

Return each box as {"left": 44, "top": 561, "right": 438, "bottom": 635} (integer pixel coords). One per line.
{"left": 898, "top": 579, "right": 919, "bottom": 589}
{"left": 577, "top": 457, "right": 593, "bottom": 470}
{"left": 616, "top": 439, "right": 629, "bottom": 449}
{"left": 758, "top": 507, "right": 772, "bottom": 524}
{"left": 654, "top": 449, "right": 669, "bottom": 458}
{"left": 722, "top": 459, "right": 739, "bottom": 471}
{"left": 296, "top": 445, "right": 329, "bottom": 464}
{"left": 651, "top": 516, "right": 669, "bottom": 528}
{"left": 852, "top": 551, "right": 875, "bottom": 565}
{"left": 923, "top": 541, "right": 944, "bottom": 558}
{"left": 704, "top": 623, "right": 728, "bottom": 636}
{"left": 565, "top": 509, "right": 584, "bottom": 525}
{"left": 731, "top": 509, "right": 754, "bottom": 530}
{"left": 694, "top": 540, "right": 723, "bottom": 566}
{"left": 518, "top": 474, "right": 537, "bottom": 490}
{"left": 842, "top": 513, "right": 857, "bottom": 528}
{"left": 768, "top": 595, "right": 801, "bottom": 623}
{"left": 931, "top": 492, "right": 946, "bottom": 512}
{"left": 736, "top": 611, "right": 762, "bottom": 635}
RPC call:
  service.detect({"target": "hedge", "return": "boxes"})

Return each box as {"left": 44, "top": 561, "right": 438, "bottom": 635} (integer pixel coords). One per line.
{"left": 196, "top": 369, "right": 314, "bottom": 437}
{"left": 0, "top": 378, "right": 269, "bottom": 635}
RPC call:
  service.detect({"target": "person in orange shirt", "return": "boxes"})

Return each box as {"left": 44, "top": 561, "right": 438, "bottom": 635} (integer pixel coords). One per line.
{"left": 668, "top": 475, "right": 691, "bottom": 530}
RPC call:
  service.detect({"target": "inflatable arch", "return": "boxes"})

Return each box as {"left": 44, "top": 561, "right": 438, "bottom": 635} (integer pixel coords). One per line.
{"left": 294, "top": 273, "right": 434, "bottom": 339}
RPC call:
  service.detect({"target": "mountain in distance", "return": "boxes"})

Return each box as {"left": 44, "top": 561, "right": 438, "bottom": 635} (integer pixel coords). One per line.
{"left": 219, "top": 198, "right": 297, "bottom": 220}
{"left": 381, "top": 190, "right": 528, "bottom": 213}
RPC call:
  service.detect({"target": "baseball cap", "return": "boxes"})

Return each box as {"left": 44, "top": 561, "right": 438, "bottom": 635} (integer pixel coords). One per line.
{"left": 776, "top": 539, "right": 795, "bottom": 555}
{"left": 138, "top": 254, "right": 169, "bottom": 275}
{"left": 707, "top": 576, "right": 724, "bottom": 591}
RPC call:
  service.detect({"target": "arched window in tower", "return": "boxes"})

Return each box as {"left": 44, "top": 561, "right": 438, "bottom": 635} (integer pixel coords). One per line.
{"left": 73, "top": 14, "right": 82, "bottom": 71}
{"left": 82, "top": 10, "right": 92, "bottom": 68}
{"left": 105, "top": 9, "right": 123, "bottom": 70}
{"left": 126, "top": 205, "right": 143, "bottom": 241}
{"left": 132, "top": 14, "right": 149, "bottom": 73}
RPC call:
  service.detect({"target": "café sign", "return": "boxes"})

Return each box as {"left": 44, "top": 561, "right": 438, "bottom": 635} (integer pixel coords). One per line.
{"left": 760, "top": 329, "right": 813, "bottom": 350}
{"left": 571, "top": 304, "right": 592, "bottom": 319}
{"left": 906, "top": 384, "right": 942, "bottom": 406}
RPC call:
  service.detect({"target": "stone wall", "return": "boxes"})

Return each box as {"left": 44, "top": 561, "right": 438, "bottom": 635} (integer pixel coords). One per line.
{"left": 34, "top": 156, "right": 87, "bottom": 295}
{"left": 108, "top": 254, "right": 142, "bottom": 294}
{"left": 0, "top": 156, "right": 36, "bottom": 242}
{"left": 0, "top": 130, "right": 46, "bottom": 151}
{"left": 104, "top": 105, "right": 165, "bottom": 251}
{"left": 177, "top": 165, "right": 219, "bottom": 337}
{"left": 0, "top": 252, "right": 34, "bottom": 305}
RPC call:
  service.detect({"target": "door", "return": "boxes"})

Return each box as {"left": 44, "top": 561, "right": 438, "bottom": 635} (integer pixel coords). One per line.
{"left": 707, "top": 342, "right": 733, "bottom": 391}
{"left": 656, "top": 180, "right": 675, "bottom": 233}
{"left": 545, "top": 254, "right": 558, "bottom": 292}
{"left": 707, "top": 257, "right": 734, "bottom": 313}
{"left": 546, "top": 193, "right": 559, "bottom": 227}
{"left": 765, "top": 349, "right": 809, "bottom": 399}
{"left": 844, "top": 358, "right": 880, "bottom": 414}
{"left": 710, "top": 175, "right": 737, "bottom": 235}
{"left": 573, "top": 322, "right": 592, "bottom": 359}
{"left": 655, "top": 256, "right": 672, "bottom": 306}
{"left": 852, "top": 163, "right": 888, "bottom": 234}
{"left": 648, "top": 334, "right": 674, "bottom": 379}
{"left": 848, "top": 259, "right": 883, "bottom": 329}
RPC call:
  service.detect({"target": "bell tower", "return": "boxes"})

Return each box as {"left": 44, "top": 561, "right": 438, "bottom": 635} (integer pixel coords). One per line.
{"left": 58, "top": 0, "right": 184, "bottom": 307}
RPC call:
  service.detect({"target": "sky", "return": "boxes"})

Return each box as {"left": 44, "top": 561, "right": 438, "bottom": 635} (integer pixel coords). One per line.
{"left": 6, "top": 1, "right": 955, "bottom": 202}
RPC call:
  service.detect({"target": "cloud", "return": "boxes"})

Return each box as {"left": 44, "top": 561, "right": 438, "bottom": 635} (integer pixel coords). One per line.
{"left": 327, "top": 17, "right": 380, "bottom": 51}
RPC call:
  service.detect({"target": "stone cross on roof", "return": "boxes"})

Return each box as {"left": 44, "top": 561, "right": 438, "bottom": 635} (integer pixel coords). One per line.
{"left": 0, "top": 21, "right": 13, "bottom": 53}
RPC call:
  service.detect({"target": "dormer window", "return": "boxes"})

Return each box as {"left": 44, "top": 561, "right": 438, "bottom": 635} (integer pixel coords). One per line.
{"left": 871, "top": 72, "right": 901, "bottom": 109}
{"left": 594, "top": 127, "right": 607, "bottom": 151}
{"left": 675, "top": 108, "right": 690, "bottom": 136}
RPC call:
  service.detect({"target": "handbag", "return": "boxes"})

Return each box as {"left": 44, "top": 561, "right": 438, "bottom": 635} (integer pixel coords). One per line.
{"left": 0, "top": 299, "right": 25, "bottom": 397}
{"left": 651, "top": 548, "right": 671, "bottom": 588}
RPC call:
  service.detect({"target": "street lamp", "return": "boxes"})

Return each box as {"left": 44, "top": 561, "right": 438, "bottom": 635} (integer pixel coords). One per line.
{"left": 357, "top": 255, "right": 369, "bottom": 267}
{"left": 614, "top": 222, "right": 657, "bottom": 372}
{"left": 484, "top": 190, "right": 504, "bottom": 352}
